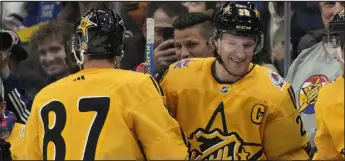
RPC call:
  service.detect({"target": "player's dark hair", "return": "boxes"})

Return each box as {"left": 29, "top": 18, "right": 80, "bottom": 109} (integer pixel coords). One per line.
{"left": 173, "top": 12, "right": 214, "bottom": 40}
{"left": 30, "top": 20, "right": 74, "bottom": 52}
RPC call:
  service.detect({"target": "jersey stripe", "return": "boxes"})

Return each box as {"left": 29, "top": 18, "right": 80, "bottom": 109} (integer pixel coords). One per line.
{"left": 149, "top": 76, "right": 164, "bottom": 96}
{"left": 288, "top": 86, "right": 298, "bottom": 110}
{"left": 159, "top": 69, "right": 169, "bottom": 83}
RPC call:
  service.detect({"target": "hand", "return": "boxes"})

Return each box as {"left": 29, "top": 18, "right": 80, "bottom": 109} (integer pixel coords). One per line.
{"left": 271, "top": 43, "right": 285, "bottom": 61}
{"left": 3, "top": 17, "right": 25, "bottom": 32}
{"left": 153, "top": 39, "right": 178, "bottom": 73}
{"left": 0, "top": 51, "right": 11, "bottom": 70}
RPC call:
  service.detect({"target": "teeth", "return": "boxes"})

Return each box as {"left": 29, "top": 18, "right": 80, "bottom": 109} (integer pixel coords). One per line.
{"left": 230, "top": 58, "right": 244, "bottom": 63}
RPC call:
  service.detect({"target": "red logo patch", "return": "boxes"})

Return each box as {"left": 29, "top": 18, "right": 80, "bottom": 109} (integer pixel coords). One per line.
{"left": 268, "top": 71, "right": 285, "bottom": 90}
{"left": 173, "top": 58, "right": 194, "bottom": 69}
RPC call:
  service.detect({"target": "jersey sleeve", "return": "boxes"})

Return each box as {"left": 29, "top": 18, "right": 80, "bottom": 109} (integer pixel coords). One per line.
{"left": 313, "top": 93, "right": 343, "bottom": 160}
{"left": 24, "top": 96, "right": 41, "bottom": 160}
{"left": 131, "top": 76, "right": 188, "bottom": 160}
{"left": 263, "top": 85, "right": 309, "bottom": 159}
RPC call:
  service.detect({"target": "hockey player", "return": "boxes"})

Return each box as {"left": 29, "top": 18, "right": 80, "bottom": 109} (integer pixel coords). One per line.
{"left": 160, "top": 2, "right": 310, "bottom": 160}
{"left": 313, "top": 9, "right": 345, "bottom": 160}
{"left": 24, "top": 8, "right": 188, "bottom": 160}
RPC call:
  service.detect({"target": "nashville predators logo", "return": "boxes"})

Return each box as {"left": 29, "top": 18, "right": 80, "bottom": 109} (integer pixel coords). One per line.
{"left": 77, "top": 11, "right": 97, "bottom": 41}
{"left": 188, "top": 102, "right": 263, "bottom": 160}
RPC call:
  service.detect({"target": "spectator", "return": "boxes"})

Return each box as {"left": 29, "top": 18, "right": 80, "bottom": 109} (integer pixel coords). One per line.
{"left": 259, "top": 2, "right": 294, "bottom": 75}
{"left": 150, "top": 2, "right": 189, "bottom": 76}
{"left": 128, "top": 2, "right": 188, "bottom": 77}
{"left": 1, "top": 28, "right": 45, "bottom": 100}
{"left": 120, "top": 2, "right": 165, "bottom": 71}
{"left": 0, "top": 30, "right": 33, "bottom": 124}
{"left": 259, "top": 2, "right": 324, "bottom": 75}
{"left": 1, "top": 2, "right": 62, "bottom": 33}
{"left": 285, "top": 2, "right": 344, "bottom": 156}
{"left": 297, "top": 28, "right": 325, "bottom": 55}
{"left": 123, "top": 2, "right": 152, "bottom": 33}
{"left": 296, "top": 2, "right": 325, "bottom": 55}
{"left": 173, "top": 12, "right": 214, "bottom": 60}
{"left": 1, "top": 78, "right": 26, "bottom": 160}
{"left": 181, "top": 2, "right": 216, "bottom": 18}
{"left": 29, "top": 20, "right": 74, "bottom": 85}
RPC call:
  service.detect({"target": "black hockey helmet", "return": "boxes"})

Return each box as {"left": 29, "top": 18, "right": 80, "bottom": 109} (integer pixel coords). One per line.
{"left": 329, "top": 8, "right": 345, "bottom": 46}
{"left": 72, "top": 7, "right": 126, "bottom": 65}
{"left": 323, "top": 8, "right": 345, "bottom": 59}
{"left": 214, "top": 2, "right": 263, "bottom": 54}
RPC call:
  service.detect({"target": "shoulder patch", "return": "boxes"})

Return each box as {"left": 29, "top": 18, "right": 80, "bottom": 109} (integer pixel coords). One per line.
{"left": 173, "top": 58, "right": 195, "bottom": 69}
{"left": 268, "top": 71, "right": 285, "bottom": 91}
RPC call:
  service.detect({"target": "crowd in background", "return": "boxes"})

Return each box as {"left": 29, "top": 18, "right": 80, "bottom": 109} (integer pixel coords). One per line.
{"left": 0, "top": 2, "right": 326, "bottom": 98}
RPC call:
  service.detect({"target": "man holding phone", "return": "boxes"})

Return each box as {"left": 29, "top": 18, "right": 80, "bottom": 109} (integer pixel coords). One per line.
{"left": 137, "top": 2, "right": 188, "bottom": 78}
{"left": 173, "top": 12, "right": 214, "bottom": 60}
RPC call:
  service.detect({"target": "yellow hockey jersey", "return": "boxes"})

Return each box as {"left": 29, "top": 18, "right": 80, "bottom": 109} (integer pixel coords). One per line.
{"left": 160, "top": 58, "right": 309, "bottom": 160}
{"left": 5, "top": 123, "right": 25, "bottom": 160}
{"left": 313, "top": 76, "right": 344, "bottom": 160}
{"left": 25, "top": 68, "right": 188, "bottom": 160}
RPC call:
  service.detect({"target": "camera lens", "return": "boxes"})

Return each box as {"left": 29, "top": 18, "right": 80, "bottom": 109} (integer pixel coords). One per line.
{"left": 0, "top": 32, "right": 13, "bottom": 52}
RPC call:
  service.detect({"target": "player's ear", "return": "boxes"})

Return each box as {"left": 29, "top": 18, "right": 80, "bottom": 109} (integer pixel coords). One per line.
{"left": 209, "top": 37, "right": 218, "bottom": 50}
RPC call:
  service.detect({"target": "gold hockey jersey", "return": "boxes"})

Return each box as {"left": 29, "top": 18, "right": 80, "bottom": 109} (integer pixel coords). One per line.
{"left": 5, "top": 123, "right": 26, "bottom": 160}
{"left": 25, "top": 68, "right": 188, "bottom": 160}
{"left": 313, "top": 76, "right": 344, "bottom": 160}
{"left": 160, "top": 58, "right": 309, "bottom": 160}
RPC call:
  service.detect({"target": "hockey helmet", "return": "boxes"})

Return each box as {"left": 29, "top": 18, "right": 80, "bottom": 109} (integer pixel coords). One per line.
{"left": 323, "top": 8, "right": 345, "bottom": 59}
{"left": 214, "top": 2, "right": 263, "bottom": 54}
{"left": 72, "top": 7, "right": 126, "bottom": 67}
{"left": 328, "top": 8, "right": 345, "bottom": 43}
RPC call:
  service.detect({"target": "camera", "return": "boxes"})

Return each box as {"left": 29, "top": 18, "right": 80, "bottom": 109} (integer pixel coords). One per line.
{"left": 0, "top": 30, "right": 27, "bottom": 61}
{"left": 0, "top": 30, "right": 18, "bottom": 52}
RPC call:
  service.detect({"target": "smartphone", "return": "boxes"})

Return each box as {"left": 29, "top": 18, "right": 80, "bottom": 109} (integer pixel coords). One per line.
{"left": 162, "top": 27, "right": 175, "bottom": 49}
{"left": 162, "top": 27, "right": 174, "bottom": 41}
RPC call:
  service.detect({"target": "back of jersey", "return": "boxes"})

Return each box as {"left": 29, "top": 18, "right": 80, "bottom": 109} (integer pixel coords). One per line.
{"left": 25, "top": 68, "right": 186, "bottom": 160}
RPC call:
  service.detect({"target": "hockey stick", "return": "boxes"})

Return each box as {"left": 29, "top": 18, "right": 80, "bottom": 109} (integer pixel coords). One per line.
{"left": 145, "top": 18, "right": 154, "bottom": 75}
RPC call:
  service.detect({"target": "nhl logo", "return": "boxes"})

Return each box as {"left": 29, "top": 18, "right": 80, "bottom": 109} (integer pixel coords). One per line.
{"left": 220, "top": 86, "right": 229, "bottom": 93}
